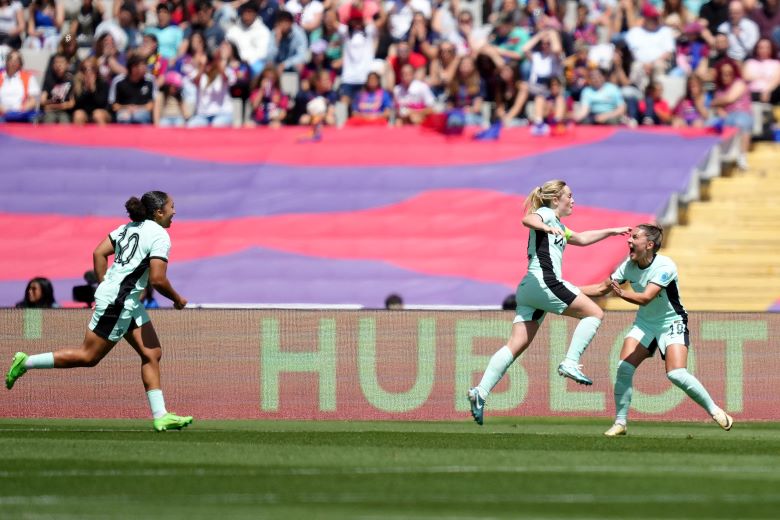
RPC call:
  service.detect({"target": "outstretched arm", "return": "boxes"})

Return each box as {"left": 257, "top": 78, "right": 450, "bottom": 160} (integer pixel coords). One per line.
{"left": 522, "top": 213, "right": 564, "bottom": 236}
{"left": 93, "top": 237, "right": 115, "bottom": 283}
{"left": 149, "top": 259, "right": 187, "bottom": 309}
{"left": 610, "top": 279, "right": 662, "bottom": 306}
{"left": 568, "top": 226, "right": 630, "bottom": 246}
{"left": 580, "top": 278, "right": 614, "bottom": 298}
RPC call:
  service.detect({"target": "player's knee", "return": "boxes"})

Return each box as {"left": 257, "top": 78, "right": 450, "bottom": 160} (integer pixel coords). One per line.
{"left": 82, "top": 353, "right": 102, "bottom": 367}
{"left": 591, "top": 308, "right": 604, "bottom": 321}
{"left": 140, "top": 348, "right": 162, "bottom": 365}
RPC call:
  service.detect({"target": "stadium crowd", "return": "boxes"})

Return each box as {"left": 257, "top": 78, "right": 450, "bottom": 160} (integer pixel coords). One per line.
{"left": 0, "top": 1, "right": 778, "bottom": 156}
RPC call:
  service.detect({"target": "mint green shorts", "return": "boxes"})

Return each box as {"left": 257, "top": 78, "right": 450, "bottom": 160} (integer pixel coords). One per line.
{"left": 513, "top": 274, "right": 580, "bottom": 324}
{"left": 627, "top": 319, "right": 689, "bottom": 359}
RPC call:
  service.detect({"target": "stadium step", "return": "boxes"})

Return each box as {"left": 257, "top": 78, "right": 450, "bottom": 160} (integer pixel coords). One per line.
{"left": 607, "top": 142, "right": 780, "bottom": 311}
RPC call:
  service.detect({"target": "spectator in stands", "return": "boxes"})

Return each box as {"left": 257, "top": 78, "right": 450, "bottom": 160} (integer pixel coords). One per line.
{"left": 220, "top": 0, "right": 278, "bottom": 31}
{"left": 0, "top": 50, "right": 41, "bottom": 123}
{"left": 16, "top": 277, "right": 57, "bottom": 309}
{"left": 699, "top": 0, "right": 730, "bottom": 40}
{"left": 350, "top": 70, "right": 392, "bottom": 124}
{"left": 338, "top": 7, "right": 379, "bottom": 103}
{"left": 447, "top": 55, "right": 487, "bottom": 125}
{"left": 673, "top": 21, "right": 710, "bottom": 79}
{"left": 612, "top": 0, "right": 640, "bottom": 39}
{"left": 743, "top": 37, "right": 780, "bottom": 103}
{"left": 226, "top": 1, "right": 272, "bottom": 78}
{"left": 319, "top": 8, "right": 343, "bottom": 68}
{"left": 174, "top": 30, "right": 208, "bottom": 87}
{"left": 286, "top": 0, "right": 324, "bottom": 35}
{"left": 494, "top": 62, "right": 529, "bottom": 126}
{"left": 94, "top": 33, "right": 127, "bottom": 84}
{"left": 154, "top": 70, "right": 190, "bottom": 126}
{"left": 407, "top": 10, "right": 439, "bottom": 61}
{"left": 538, "top": 76, "right": 569, "bottom": 129}
{"left": 663, "top": 0, "right": 695, "bottom": 34}
{"left": 268, "top": 10, "right": 307, "bottom": 75}
{"left": 72, "top": 0, "right": 104, "bottom": 48}
{"left": 427, "top": 40, "right": 459, "bottom": 97}
{"left": 717, "top": 0, "right": 760, "bottom": 61}
{"left": 574, "top": 67, "right": 627, "bottom": 125}
{"left": 480, "top": 12, "right": 530, "bottom": 69}
{"left": 292, "top": 68, "right": 335, "bottom": 124}
{"left": 140, "top": 285, "right": 160, "bottom": 309}
{"left": 109, "top": 53, "right": 156, "bottom": 124}
{"left": 625, "top": 3, "right": 676, "bottom": 92}
{"left": 248, "top": 65, "right": 288, "bottom": 126}
{"left": 388, "top": 40, "right": 427, "bottom": 87}
{"left": 501, "top": 293, "right": 517, "bottom": 311}
{"left": 524, "top": 28, "right": 564, "bottom": 134}
{"left": 710, "top": 58, "right": 752, "bottom": 169}
{"left": 25, "top": 0, "right": 64, "bottom": 52}
{"left": 185, "top": 1, "right": 225, "bottom": 54}
{"left": 95, "top": 3, "right": 141, "bottom": 52}
{"left": 672, "top": 74, "right": 709, "bottom": 127}
{"left": 300, "top": 39, "right": 336, "bottom": 84}
{"left": 43, "top": 33, "right": 80, "bottom": 88}
{"left": 146, "top": 3, "right": 185, "bottom": 62}
{"left": 0, "top": 0, "right": 25, "bottom": 49}
{"left": 187, "top": 51, "right": 235, "bottom": 126}
{"left": 220, "top": 39, "right": 252, "bottom": 102}
{"left": 72, "top": 56, "right": 111, "bottom": 125}
{"left": 39, "top": 53, "right": 75, "bottom": 123}
{"left": 139, "top": 33, "right": 168, "bottom": 81}
{"left": 563, "top": 40, "right": 591, "bottom": 102}
{"left": 168, "top": 0, "right": 195, "bottom": 27}
{"left": 749, "top": 0, "right": 780, "bottom": 46}
{"left": 440, "top": 8, "right": 482, "bottom": 57}
{"left": 638, "top": 81, "right": 673, "bottom": 125}
{"left": 385, "top": 293, "right": 404, "bottom": 309}
{"left": 387, "top": 0, "right": 432, "bottom": 43}
{"left": 394, "top": 62, "right": 435, "bottom": 125}
{"left": 571, "top": 2, "right": 599, "bottom": 46}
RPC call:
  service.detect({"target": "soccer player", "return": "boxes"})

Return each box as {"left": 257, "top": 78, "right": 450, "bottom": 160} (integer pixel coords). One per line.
{"left": 468, "top": 180, "right": 630, "bottom": 425}
{"left": 582, "top": 224, "right": 733, "bottom": 436}
{"left": 5, "top": 191, "right": 193, "bottom": 432}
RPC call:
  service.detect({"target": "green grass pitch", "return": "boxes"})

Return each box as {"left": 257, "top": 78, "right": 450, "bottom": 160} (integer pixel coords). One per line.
{"left": 0, "top": 418, "right": 778, "bottom": 519}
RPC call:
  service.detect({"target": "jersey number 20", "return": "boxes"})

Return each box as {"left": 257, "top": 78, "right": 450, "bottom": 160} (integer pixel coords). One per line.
{"left": 115, "top": 231, "right": 139, "bottom": 266}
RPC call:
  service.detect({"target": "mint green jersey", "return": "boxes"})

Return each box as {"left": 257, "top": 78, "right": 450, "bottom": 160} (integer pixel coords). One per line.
{"left": 611, "top": 254, "right": 688, "bottom": 326}
{"left": 526, "top": 206, "right": 572, "bottom": 280}
{"left": 93, "top": 220, "right": 171, "bottom": 309}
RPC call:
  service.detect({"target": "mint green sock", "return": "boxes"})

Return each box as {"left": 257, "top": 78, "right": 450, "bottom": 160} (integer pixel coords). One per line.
{"left": 666, "top": 368, "right": 717, "bottom": 415}
{"left": 564, "top": 317, "right": 601, "bottom": 363}
{"left": 476, "top": 346, "right": 514, "bottom": 399}
{"left": 25, "top": 353, "right": 54, "bottom": 369}
{"left": 614, "top": 360, "right": 636, "bottom": 424}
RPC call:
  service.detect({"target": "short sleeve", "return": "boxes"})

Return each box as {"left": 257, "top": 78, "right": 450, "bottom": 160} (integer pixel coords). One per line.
{"left": 534, "top": 206, "right": 555, "bottom": 226}
{"left": 108, "top": 224, "right": 126, "bottom": 248}
{"left": 611, "top": 257, "right": 629, "bottom": 283}
{"left": 649, "top": 258, "right": 677, "bottom": 287}
{"left": 149, "top": 229, "right": 171, "bottom": 262}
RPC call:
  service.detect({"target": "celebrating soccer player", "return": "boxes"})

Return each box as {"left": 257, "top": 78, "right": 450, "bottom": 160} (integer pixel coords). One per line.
{"left": 468, "top": 180, "right": 630, "bottom": 425}
{"left": 5, "top": 191, "right": 193, "bottom": 432}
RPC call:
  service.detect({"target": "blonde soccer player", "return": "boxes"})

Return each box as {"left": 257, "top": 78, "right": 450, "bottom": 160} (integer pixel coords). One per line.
{"left": 5, "top": 191, "right": 193, "bottom": 432}
{"left": 468, "top": 180, "right": 630, "bottom": 425}
{"left": 583, "top": 224, "right": 733, "bottom": 436}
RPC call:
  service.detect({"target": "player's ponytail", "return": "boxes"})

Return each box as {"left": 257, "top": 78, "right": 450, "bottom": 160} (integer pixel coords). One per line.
{"left": 125, "top": 191, "right": 169, "bottom": 222}
{"left": 125, "top": 197, "right": 147, "bottom": 222}
{"left": 524, "top": 180, "right": 567, "bottom": 215}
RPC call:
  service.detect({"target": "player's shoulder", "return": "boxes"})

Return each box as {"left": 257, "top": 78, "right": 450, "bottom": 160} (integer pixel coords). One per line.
{"left": 653, "top": 254, "right": 677, "bottom": 271}
{"left": 140, "top": 220, "right": 170, "bottom": 239}
{"left": 535, "top": 206, "right": 556, "bottom": 222}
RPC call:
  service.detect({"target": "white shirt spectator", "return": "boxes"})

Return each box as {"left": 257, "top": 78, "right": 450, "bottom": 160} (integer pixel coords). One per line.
{"left": 0, "top": 1, "right": 22, "bottom": 37}
{"left": 717, "top": 18, "right": 760, "bottom": 61}
{"left": 0, "top": 70, "right": 41, "bottom": 111}
{"left": 339, "top": 23, "right": 378, "bottom": 85}
{"left": 579, "top": 0, "right": 616, "bottom": 24}
{"left": 286, "top": 0, "right": 324, "bottom": 28}
{"left": 385, "top": 0, "right": 432, "bottom": 41}
{"left": 226, "top": 18, "right": 271, "bottom": 65}
{"left": 95, "top": 20, "right": 130, "bottom": 52}
{"left": 394, "top": 78, "right": 435, "bottom": 112}
{"left": 625, "top": 25, "right": 676, "bottom": 63}
{"left": 194, "top": 69, "right": 236, "bottom": 117}
{"left": 529, "top": 52, "right": 562, "bottom": 85}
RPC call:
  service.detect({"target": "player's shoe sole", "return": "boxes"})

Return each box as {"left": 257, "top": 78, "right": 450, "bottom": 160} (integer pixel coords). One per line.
{"left": 467, "top": 388, "right": 485, "bottom": 426}
{"left": 712, "top": 410, "right": 733, "bottom": 431}
{"left": 557, "top": 361, "right": 593, "bottom": 386}
{"left": 5, "top": 352, "right": 28, "bottom": 390}
{"left": 604, "top": 423, "right": 627, "bottom": 437}
{"left": 153, "top": 413, "right": 193, "bottom": 432}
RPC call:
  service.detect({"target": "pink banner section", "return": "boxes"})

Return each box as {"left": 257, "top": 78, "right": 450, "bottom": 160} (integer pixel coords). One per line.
{"left": 0, "top": 309, "right": 776, "bottom": 421}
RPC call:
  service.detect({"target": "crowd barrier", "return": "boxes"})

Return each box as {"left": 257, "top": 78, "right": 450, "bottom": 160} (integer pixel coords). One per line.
{"left": 1, "top": 309, "right": 776, "bottom": 421}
